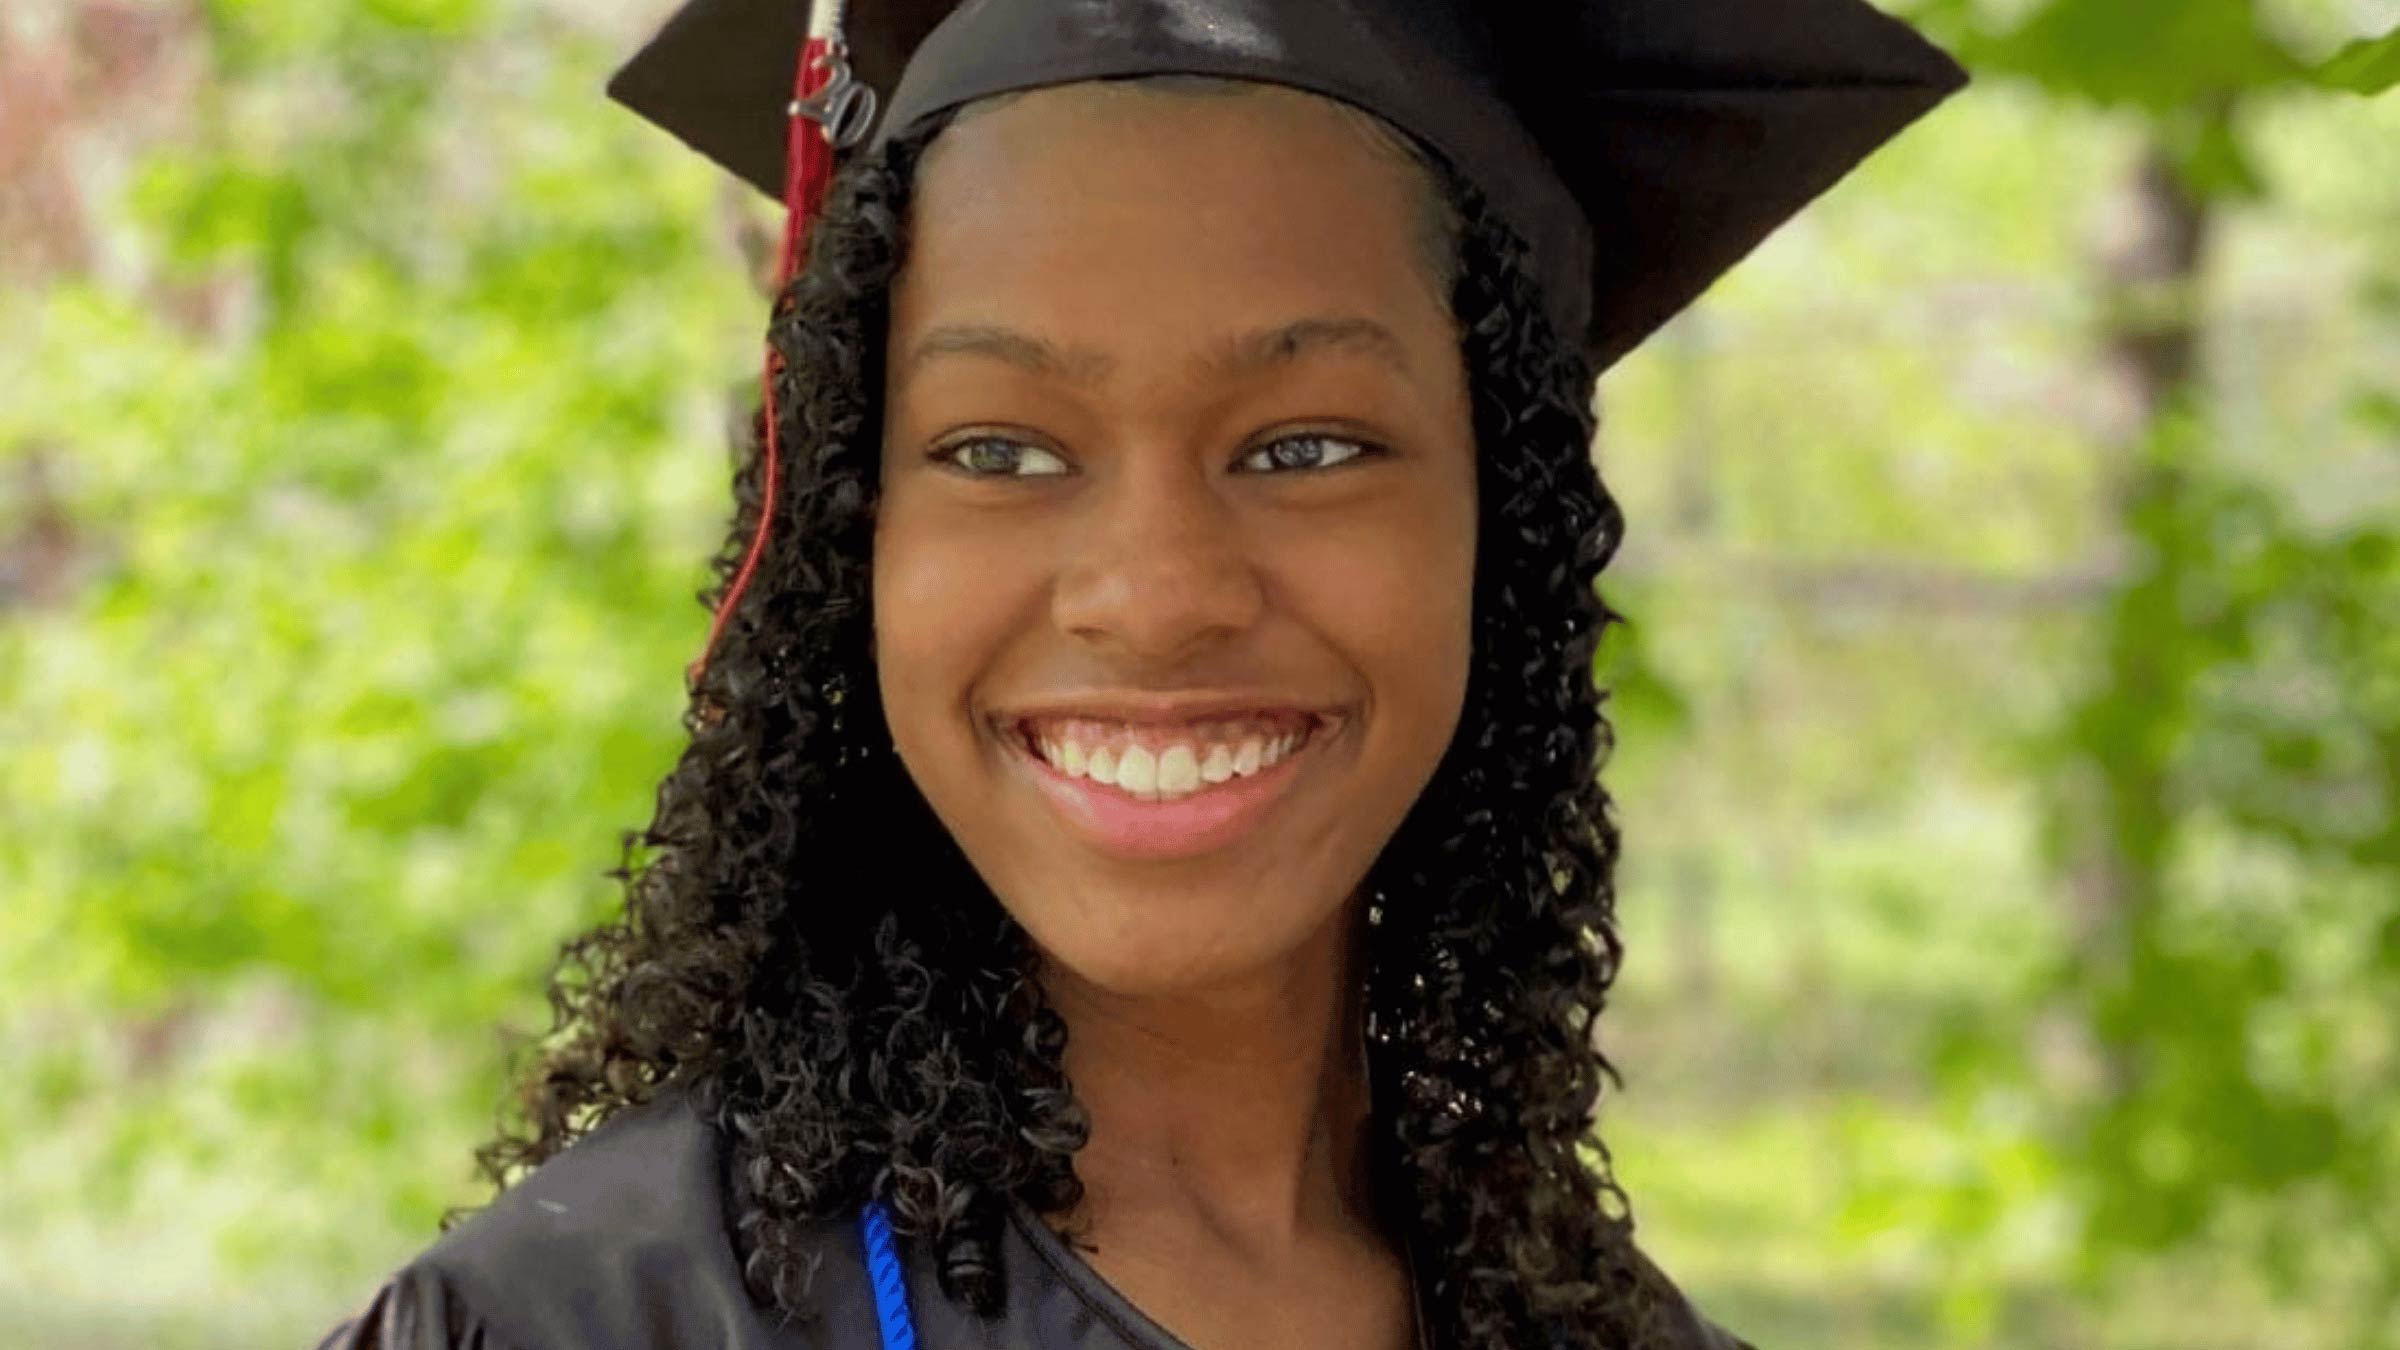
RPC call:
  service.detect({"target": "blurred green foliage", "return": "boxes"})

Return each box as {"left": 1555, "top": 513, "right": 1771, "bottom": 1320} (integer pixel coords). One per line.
{"left": 3, "top": 1, "right": 758, "bottom": 1341}
{"left": 2, "top": 1, "right": 2394, "bottom": 1346}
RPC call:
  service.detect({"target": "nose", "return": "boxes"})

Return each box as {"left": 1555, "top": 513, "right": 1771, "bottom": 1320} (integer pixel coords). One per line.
{"left": 1050, "top": 452, "right": 1267, "bottom": 667}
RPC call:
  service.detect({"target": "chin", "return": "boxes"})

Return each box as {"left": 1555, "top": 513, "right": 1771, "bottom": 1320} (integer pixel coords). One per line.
{"left": 1015, "top": 886, "right": 1345, "bottom": 1000}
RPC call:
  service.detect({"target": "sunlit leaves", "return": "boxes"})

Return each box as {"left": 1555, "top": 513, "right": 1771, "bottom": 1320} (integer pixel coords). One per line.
{"left": 2, "top": 3, "right": 758, "bottom": 1332}
{"left": 2311, "top": 26, "right": 2400, "bottom": 94}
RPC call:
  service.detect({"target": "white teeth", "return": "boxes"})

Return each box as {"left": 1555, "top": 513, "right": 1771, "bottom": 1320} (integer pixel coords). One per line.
{"left": 1157, "top": 745, "right": 1200, "bottom": 796}
{"left": 1028, "top": 722, "right": 1322, "bottom": 795}
{"left": 1200, "top": 744, "right": 1235, "bottom": 784}
{"left": 1116, "top": 745, "right": 1157, "bottom": 797}
{"left": 1233, "top": 738, "right": 1263, "bottom": 776}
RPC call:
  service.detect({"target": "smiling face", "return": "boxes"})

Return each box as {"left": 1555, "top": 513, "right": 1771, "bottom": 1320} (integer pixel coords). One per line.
{"left": 872, "top": 80, "right": 1477, "bottom": 998}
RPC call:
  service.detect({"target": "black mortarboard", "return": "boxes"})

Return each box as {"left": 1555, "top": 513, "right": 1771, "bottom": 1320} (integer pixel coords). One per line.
{"left": 606, "top": 0, "right": 1968, "bottom": 375}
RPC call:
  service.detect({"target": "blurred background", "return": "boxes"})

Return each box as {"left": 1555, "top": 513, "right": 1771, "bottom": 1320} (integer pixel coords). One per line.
{"left": 2, "top": 0, "right": 2393, "bottom": 1345}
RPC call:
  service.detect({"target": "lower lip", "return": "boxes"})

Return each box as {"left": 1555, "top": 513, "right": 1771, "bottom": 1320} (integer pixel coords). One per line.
{"left": 1001, "top": 723, "right": 1337, "bottom": 861}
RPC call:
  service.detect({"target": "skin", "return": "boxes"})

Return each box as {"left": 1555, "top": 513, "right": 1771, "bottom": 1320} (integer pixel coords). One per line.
{"left": 873, "top": 80, "right": 1477, "bottom": 1350}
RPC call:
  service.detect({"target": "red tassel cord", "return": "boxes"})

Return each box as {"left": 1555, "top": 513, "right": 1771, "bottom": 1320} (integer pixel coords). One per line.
{"left": 686, "top": 6, "right": 852, "bottom": 697}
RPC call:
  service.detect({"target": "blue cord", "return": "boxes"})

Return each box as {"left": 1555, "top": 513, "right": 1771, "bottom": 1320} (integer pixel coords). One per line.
{"left": 859, "top": 1200, "right": 919, "bottom": 1350}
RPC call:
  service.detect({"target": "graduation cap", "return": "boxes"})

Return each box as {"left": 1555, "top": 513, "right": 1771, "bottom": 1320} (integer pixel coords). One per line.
{"left": 608, "top": 0, "right": 1968, "bottom": 686}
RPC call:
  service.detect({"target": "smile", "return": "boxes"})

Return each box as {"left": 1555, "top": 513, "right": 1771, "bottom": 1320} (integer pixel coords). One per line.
{"left": 996, "top": 709, "right": 1346, "bottom": 860}
{"left": 1014, "top": 711, "right": 1323, "bottom": 803}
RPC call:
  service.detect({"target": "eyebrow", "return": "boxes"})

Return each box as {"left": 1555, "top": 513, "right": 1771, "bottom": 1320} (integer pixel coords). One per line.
{"left": 897, "top": 315, "right": 1415, "bottom": 390}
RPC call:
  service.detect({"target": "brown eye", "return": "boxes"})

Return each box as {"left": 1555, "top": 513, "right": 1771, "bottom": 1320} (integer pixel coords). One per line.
{"left": 1235, "top": 434, "right": 1376, "bottom": 474}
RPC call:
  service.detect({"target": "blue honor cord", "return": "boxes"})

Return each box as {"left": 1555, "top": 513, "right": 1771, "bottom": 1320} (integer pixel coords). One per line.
{"left": 859, "top": 1200, "right": 919, "bottom": 1349}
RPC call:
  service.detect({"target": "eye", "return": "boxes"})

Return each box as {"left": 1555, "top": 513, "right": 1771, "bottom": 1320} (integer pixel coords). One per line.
{"left": 1235, "top": 434, "right": 1378, "bottom": 474}
{"left": 933, "top": 436, "right": 1073, "bottom": 478}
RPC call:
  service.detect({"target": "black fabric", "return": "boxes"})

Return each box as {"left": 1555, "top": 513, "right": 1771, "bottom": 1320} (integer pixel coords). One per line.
{"left": 603, "top": 0, "right": 1966, "bottom": 372}
{"left": 315, "top": 1089, "right": 1755, "bottom": 1349}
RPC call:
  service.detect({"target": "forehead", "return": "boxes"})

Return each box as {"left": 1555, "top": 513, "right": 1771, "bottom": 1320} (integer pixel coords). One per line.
{"left": 889, "top": 82, "right": 1455, "bottom": 382}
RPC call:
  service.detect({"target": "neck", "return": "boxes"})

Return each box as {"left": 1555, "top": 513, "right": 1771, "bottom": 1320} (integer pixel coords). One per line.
{"left": 1041, "top": 900, "right": 1380, "bottom": 1256}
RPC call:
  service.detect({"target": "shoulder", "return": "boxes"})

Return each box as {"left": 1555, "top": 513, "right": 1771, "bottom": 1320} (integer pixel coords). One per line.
{"left": 1680, "top": 1306, "right": 1759, "bottom": 1350}
{"left": 1615, "top": 1239, "right": 1759, "bottom": 1350}
{"left": 315, "top": 1091, "right": 881, "bottom": 1350}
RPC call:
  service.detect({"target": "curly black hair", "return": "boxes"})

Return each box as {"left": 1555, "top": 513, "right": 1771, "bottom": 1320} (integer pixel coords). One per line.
{"left": 475, "top": 88, "right": 1680, "bottom": 1348}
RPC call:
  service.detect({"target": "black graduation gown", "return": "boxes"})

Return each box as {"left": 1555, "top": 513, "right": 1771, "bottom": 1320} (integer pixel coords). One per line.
{"left": 315, "top": 1090, "right": 1752, "bottom": 1349}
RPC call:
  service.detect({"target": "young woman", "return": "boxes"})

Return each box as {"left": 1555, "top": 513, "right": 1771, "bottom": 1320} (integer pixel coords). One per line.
{"left": 320, "top": 3, "right": 1962, "bottom": 1347}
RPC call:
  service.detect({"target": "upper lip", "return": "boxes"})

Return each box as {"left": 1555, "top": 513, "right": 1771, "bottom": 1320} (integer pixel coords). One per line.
{"left": 990, "top": 693, "right": 1344, "bottom": 731}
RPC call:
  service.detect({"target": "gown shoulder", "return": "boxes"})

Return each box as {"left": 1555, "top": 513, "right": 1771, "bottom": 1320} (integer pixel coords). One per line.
{"left": 312, "top": 1085, "right": 1755, "bottom": 1349}
{"left": 1619, "top": 1238, "right": 1759, "bottom": 1350}
{"left": 312, "top": 1090, "right": 881, "bottom": 1350}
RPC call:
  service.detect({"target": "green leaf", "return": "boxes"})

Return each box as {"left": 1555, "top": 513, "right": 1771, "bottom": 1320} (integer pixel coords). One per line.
{"left": 1984, "top": 0, "right": 2311, "bottom": 109}
{"left": 2311, "top": 27, "right": 2400, "bottom": 94}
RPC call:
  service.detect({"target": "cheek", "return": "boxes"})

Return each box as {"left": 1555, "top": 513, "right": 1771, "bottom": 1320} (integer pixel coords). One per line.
{"left": 1289, "top": 488, "right": 1477, "bottom": 744}
{"left": 870, "top": 502, "right": 1024, "bottom": 756}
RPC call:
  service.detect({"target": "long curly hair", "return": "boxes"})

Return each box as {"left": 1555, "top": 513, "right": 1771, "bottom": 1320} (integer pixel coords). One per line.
{"left": 477, "top": 90, "right": 1671, "bottom": 1347}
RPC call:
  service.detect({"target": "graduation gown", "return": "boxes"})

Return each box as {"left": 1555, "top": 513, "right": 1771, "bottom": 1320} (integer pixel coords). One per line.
{"left": 316, "top": 1090, "right": 1753, "bottom": 1349}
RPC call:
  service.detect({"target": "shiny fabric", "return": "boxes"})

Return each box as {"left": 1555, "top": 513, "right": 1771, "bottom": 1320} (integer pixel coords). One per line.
{"left": 315, "top": 1090, "right": 1754, "bottom": 1349}
{"left": 603, "top": 0, "right": 1966, "bottom": 372}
